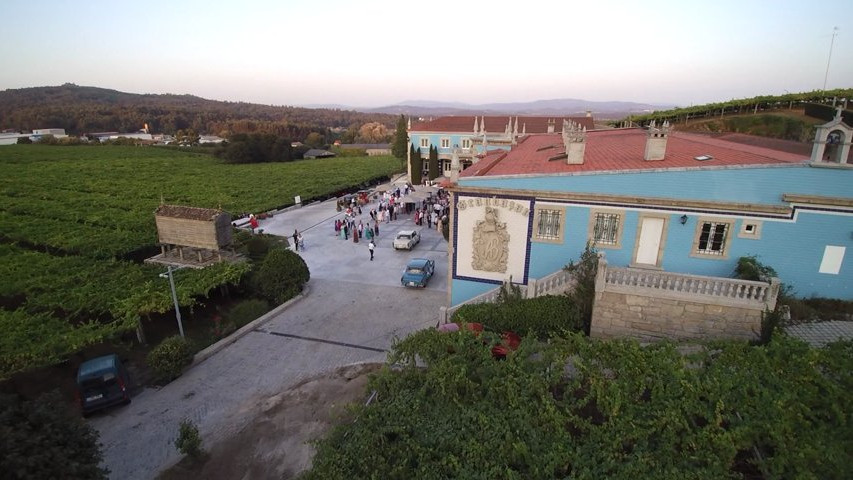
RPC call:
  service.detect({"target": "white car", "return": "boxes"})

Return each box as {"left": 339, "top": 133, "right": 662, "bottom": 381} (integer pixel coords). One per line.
{"left": 393, "top": 230, "right": 421, "bottom": 250}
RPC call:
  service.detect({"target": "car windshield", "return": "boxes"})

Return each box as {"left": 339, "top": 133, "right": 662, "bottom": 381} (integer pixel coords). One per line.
{"left": 406, "top": 267, "right": 423, "bottom": 274}
{"left": 397, "top": 233, "right": 411, "bottom": 239}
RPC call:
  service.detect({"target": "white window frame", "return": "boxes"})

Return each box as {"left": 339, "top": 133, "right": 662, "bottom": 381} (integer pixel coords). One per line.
{"left": 420, "top": 137, "right": 430, "bottom": 148}
{"left": 532, "top": 205, "right": 565, "bottom": 243}
{"left": 440, "top": 137, "right": 451, "bottom": 149}
{"left": 691, "top": 217, "right": 734, "bottom": 259}
{"left": 588, "top": 209, "right": 624, "bottom": 249}
{"left": 461, "top": 137, "right": 472, "bottom": 149}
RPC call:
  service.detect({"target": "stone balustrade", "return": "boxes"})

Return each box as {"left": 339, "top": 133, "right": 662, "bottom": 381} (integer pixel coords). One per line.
{"left": 596, "top": 258, "right": 779, "bottom": 311}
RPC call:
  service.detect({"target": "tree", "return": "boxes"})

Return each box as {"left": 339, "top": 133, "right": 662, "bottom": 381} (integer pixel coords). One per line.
{"left": 216, "top": 133, "right": 292, "bottom": 163}
{"left": 0, "top": 392, "right": 108, "bottom": 479}
{"left": 304, "top": 132, "right": 325, "bottom": 148}
{"left": 253, "top": 248, "right": 310, "bottom": 304}
{"left": 356, "top": 122, "right": 390, "bottom": 143}
{"left": 392, "top": 115, "right": 408, "bottom": 166}
{"left": 428, "top": 145, "right": 439, "bottom": 180}
{"left": 409, "top": 144, "right": 422, "bottom": 185}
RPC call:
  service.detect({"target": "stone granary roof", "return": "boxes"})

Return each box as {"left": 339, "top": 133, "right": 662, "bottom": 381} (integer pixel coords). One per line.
{"left": 155, "top": 205, "right": 223, "bottom": 221}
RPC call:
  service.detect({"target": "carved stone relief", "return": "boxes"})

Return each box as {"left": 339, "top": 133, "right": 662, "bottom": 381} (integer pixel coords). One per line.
{"left": 471, "top": 207, "right": 509, "bottom": 272}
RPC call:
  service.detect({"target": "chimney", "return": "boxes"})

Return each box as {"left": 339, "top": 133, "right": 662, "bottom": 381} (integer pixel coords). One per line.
{"left": 547, "top": 118, "right": 555, "bottom": 133}
{"left": 644, "top": 120, "right": 670, "bottom": 161}
{"left": 563, "top": 120, "right": 586, "bottom": 165}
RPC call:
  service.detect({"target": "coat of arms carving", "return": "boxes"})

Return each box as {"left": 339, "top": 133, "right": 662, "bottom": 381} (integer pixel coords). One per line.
{"left": 471, "top": 207, "right": 509, "bottom": 272}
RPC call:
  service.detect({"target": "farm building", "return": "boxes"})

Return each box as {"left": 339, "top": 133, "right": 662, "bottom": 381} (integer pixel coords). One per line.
{"left": 407, "top": 115, "right": 596, "bottom": 180}
{"left": 150, "top": 205, "right": 235, "bottom": 267}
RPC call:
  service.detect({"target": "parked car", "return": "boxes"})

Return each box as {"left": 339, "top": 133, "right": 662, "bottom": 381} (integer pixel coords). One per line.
{"left": 401, "top": 258, "right": 435, "bottom": 287}
{"left": 76, "top": 354, "right": 131, "bottom": 416}
{"left": 393, "top": 229, "right": 421, "bottom": 250}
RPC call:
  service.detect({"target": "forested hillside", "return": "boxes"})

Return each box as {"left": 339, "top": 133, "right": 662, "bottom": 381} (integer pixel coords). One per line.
{"left": 0, "top": 84, "right": 396, "bottom": 137}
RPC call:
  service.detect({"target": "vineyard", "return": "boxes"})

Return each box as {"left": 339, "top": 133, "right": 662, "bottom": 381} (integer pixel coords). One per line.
{"left": 304, "top": 330, "right": 852, "bottom": 479}
{"left": 625, "top": 88, "right": 853, "bottom": 126}
{"left": 0, "top": 145, "right": 400, "bottom": 378}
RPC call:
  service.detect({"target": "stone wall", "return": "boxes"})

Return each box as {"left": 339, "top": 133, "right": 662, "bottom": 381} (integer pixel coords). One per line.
{"left": 590, "top": 290, "right": 762, "bottom": 341}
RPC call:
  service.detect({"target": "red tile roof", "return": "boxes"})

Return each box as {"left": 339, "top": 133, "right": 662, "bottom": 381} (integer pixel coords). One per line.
{"left": 460, "top": 129, "right": 807, "bottom": 178}
{"left": 410, "top": 115, "right": 595, "bottom": 133}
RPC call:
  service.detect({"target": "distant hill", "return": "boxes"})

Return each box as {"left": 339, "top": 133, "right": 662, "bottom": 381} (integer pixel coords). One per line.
{"left": 356, "top": 98, "right": 675, "bottom": 119}
{"left": 0, "top": 84, "right": 397, "bottom": 137}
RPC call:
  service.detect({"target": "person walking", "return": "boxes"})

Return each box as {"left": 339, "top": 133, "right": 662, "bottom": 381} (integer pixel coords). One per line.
{"left": 293, "top": 229, "right": 299, "bottom": 251}
{"left": 297, "top": 233, "right": 304, "bottom": 251}
{"left": 249, "top": 214, "right": 259, "bottom": 234}
{"left": 374, "top": 222, "right": 379, "bottom": 237}
{"left": 368, "top": 240, "right": 375, "bottom": 261}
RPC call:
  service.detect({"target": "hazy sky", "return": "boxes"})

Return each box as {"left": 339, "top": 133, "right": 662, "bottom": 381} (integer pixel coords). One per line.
{"left": 1, "top": 0, "right": 850, "bottom": 107}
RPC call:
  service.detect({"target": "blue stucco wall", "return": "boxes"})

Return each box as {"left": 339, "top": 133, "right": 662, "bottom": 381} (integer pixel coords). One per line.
{"left": 459, "top": 165, "right": 850, "bottom": 205}
{"left": 450, "top": 165, "right": 853, "bottom": 304}
{"left": 410, "top": 133, "right": 510, "bottom": 157}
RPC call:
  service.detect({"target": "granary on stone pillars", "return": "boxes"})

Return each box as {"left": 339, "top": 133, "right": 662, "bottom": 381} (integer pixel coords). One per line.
{"left": 153, "top": 204, "right": 233, "bottom": 266}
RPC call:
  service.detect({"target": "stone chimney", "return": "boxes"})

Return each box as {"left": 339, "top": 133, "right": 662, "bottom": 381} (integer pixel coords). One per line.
{"left": 643, "top": 120, "right": 670, "bottom": 161}
{"left": 563, "top": 120, "right": 586, "bottom": 165}
{"left": 547, "top": 118, "right": 555, "bottom": 133}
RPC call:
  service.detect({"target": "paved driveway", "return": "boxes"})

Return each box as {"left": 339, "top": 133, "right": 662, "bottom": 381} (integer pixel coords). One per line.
{"left": 92, "top": 196, "right": 448, "bottom": 479}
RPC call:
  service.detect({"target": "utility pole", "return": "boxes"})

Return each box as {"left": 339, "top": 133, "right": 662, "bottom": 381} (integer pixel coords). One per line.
{"left": 823, "top": 26, "right": 839, "bottom": 91}
{"left": 161, "top": 266, "right": 185, "bottom": 337}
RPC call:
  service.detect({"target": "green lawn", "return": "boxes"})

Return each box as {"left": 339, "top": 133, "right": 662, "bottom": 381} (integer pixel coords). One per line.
{"left": 0, "top": 145, "right": 401, "bottom": 378}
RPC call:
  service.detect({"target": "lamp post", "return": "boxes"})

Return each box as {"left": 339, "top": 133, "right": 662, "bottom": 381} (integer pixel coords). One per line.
{"left": 160, "top": 266, "right": 185, "bottom": 337}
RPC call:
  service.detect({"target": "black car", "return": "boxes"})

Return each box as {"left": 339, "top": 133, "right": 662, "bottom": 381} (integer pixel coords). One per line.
{"left": 76, "top": 354, "right": 131, "bottom": 416}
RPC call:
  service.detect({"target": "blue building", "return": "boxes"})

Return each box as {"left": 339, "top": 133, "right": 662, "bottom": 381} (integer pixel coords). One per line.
{"left": 408, "top": 115, "right": 595, "bottom": 180}
{"left": 448, "top": 112, "right": 853, "bottom": 306}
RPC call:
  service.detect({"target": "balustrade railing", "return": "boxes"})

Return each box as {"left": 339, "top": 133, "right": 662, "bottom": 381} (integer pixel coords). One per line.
{"left": 596, "top": 256, "right": 779, "bottom": 309}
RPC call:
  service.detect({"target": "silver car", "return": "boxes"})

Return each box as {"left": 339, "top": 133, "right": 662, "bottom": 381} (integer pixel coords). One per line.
{"left": 393, "top": 230, "right": 421, "bottom": 250}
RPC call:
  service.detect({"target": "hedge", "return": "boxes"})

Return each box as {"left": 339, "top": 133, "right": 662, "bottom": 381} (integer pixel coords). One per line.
{"left": 451, "top": 295, "right": 582, "bottom": 338}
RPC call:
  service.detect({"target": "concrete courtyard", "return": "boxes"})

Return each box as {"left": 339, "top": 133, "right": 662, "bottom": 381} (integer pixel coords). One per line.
{"left": 91, "top": 193, "right": 449, "bottom": 479}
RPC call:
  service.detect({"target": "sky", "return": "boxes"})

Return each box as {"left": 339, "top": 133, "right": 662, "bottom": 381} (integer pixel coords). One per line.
{"left": 1, "top": 0, "right": 851, "bottom": 108}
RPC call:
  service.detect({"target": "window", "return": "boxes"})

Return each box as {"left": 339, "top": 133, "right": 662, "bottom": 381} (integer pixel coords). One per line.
{"left": 533, "top": 206, "right": 564, "bottom": 243}
{"left": 421, "top": 160, "right": 428, "bottom": 174}
{"left": 738, "top": 220, "right": 762, "bottom": 239}
{"left": 819, "top": 245, "right": 845, "bottom": 274}
{"left": 440, "top": 137, "right": 450, "bottom": 148}
{"left": 461, "top": 138, "right": 472, "bottom": 149}
{"left": 588, "top": 210, "right": 623, "bottom": 248}
{"left": 420, "top": 137, "right": 429, "bottom": 148}
{"left": 692, "top": 219, "right": 733, "bottom": 258}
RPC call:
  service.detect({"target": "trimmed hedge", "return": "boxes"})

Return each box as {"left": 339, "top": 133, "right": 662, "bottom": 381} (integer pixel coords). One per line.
{"left": 225, "top": 298, "right": 270, "bottom": 328}
{"left": 147, "top": 335, "right": 194, "bottom": 382}
{"left": 451, "top": 295, "right": 582, "bottom": 338}
{"left": 253, "top": 248, "right": 310, "bottom": 305}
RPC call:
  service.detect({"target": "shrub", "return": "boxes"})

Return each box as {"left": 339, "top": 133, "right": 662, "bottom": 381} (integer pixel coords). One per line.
{"left": 733, "top": 255, "right": 777, "bottom": 281}
{"left": 253, "top": 248, "right": 310, "bottom": 304}
{"left": 147, "top": 335, "right": 194, "bottom": 382}
{"left": 452, "top": 295, "right": 582, "bottom": 338}
{"left": 0, "top": 391, "right": 108, "bottom": 479}
{"left": 16, "top": 136, "right": 32, "bottom": 144}
{"left": 175, "top": 419, "right": 203, "bottom": 458}
{"left": 225, "top": 298, "right": 270, "bottom": 328}
{"left": 563, "top": 242, "right": 599, "bottom": 335}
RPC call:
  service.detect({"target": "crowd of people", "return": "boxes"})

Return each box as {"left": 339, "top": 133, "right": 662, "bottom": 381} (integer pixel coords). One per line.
{"left": 246, "top": 180, "right": 450, "bottom": 259}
